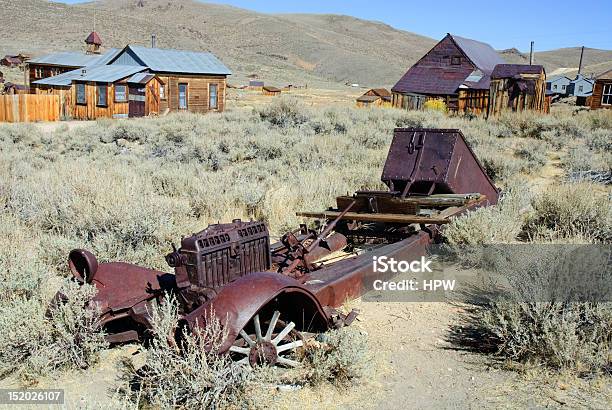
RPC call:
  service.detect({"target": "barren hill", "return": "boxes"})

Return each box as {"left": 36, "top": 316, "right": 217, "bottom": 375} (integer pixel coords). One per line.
{"left": 1, "top": 0, "right": 611, "bottom": 86}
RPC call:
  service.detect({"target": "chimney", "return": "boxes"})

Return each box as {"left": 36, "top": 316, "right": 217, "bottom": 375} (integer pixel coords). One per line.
{"left": 151, "top": 34, "right": 157, "bottom": 48}
{"left": 578, "top": 46, "right": 585, "bottom": 75}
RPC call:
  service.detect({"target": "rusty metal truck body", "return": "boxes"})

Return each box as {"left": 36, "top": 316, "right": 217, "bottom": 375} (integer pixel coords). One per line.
{"left": 64, "top": 128, "right": 498, "bottom": 367}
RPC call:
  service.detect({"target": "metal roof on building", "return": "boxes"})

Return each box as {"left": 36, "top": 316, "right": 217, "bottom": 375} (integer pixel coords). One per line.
{"left": 595, "top": 69, "right": 612, "bottom": 81}
{"left": 394, "top": 66, "right": 474, "bottom": 95}
{"left": 127, "top": 72, "right": 157, "bottom": 84}
{"left": 73, "top": 65, "right": 147, "bottom": 82}
{"left": 547, "top": 75, "right": 571, "bottom": 83}
{"left": 491, "top": 64, "right": 545, "bottom": 79}
{"left": 115, "top": 45, "right": 232, "bottom": 75}
{"left": 356, "top": 95, "right": 381, "bottom": 102}
{"left": 451, "top": 35, "right": 505, "bottom": 73}
{"left": 392, "top": 34, "right": 504, "bottom": 95}
{"left": 33, "top": 65, "right": 146, "bottom": 86}
{"left": 28, "top": 49, "right": 119, "bottom": 68}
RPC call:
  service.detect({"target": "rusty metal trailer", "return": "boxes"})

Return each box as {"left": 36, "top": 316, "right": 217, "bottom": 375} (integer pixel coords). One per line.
{"left": 61, "top": 128, "right": 498, "bottom": 368}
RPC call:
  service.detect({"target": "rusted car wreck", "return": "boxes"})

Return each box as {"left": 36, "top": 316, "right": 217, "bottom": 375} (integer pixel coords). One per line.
{"left": 65, "top": 128, "right": 498, "bottom": 368}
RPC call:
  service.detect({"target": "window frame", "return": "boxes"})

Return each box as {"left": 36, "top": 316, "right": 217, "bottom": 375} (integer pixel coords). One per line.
{"left": 114, "top": 84, "right": 128, "bottom": 103}
{"left": 76, "top": 83, "right": 86, "bottom": 105}
{"left": 451, "top": 56, "right": 461, "bottom": 65}
{"left": 178, "top": 83, "right": 188, "bottom": 109}
{"left": 602, "top": 83, "right": 612, "bottom": 106}
{"left": 209, "top": 83, "right": 218, "bottom": 110}
{"left": 553, "top": 84, "right": 557, "bottom": 90}
{"left": 159, "top": 84, "right": 166, "bottom": 100}
{"left": 96, "top": 83, "right": 108, "bottom": 107}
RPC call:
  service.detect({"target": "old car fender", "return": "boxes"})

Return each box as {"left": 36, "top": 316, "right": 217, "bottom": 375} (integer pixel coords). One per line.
{"left": 180, "top": 271, "right": 331, "bottom": 353}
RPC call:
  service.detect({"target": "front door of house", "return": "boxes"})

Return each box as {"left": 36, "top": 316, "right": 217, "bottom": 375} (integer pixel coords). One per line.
{"left": 128, "top": 85, "right": 146, "bottom": 117}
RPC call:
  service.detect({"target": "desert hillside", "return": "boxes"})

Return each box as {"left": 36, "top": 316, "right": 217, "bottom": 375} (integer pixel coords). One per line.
{"left": 1, "top": 0, "right": 611, "bottom": 86}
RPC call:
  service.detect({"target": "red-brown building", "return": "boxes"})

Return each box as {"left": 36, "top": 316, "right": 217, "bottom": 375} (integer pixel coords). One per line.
{"left": 590, "top": 69, "right": 612, "bottom": 110}
{"left": 391, "top": 33, "right": 505, "bottom": 113}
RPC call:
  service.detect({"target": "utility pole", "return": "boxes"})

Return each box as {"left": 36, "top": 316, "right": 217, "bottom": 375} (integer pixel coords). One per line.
{"left": 529, "top": 41, "right": 534, "bottom": 65}
{"left": 578, "top": 46, "right": 585, "bottom": 75}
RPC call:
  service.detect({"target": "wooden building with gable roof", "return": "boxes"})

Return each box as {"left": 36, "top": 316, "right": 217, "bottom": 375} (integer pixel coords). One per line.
{"left": 391, "top": 33, "right": 505, "bottom": 114}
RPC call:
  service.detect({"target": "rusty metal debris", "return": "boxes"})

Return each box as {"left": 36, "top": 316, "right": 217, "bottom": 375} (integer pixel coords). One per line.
{"left": 60, "top": 128, "right": 497, "bottom": 367}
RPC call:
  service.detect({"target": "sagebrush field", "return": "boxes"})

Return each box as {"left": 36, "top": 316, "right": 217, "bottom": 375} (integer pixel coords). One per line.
{"left": 0, "top": 99, "right": 610, "bottom": 408}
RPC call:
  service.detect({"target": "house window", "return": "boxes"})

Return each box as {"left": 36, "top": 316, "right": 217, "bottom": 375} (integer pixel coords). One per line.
{"left": 602, "top": 84, "right": 612, "bottom": 105}
{"left": 159, "top": 84, "right": 166, "bottom": 100}
{"left": 553, "top": 84, "right": 557, "bottom": 90}
{"left": 179, "top": 83, "right": 188, "bottom": 109}
{"left": 578, "top": 85, "right": 583, "bottom": 92}
{"left": 76, "top": 83, "right": 86, "bottom": 105}
{"left": 451, "top": 56, "right": 461, "bottom": 65}
{"left": 115, "top": 85, "right": 127, "bottom": 102}
{"left": 97, "top": 84, "right": 108, "bottom": 107}
{"left": 562, "top": 85, "right": 566, "bottom": 91}
{"left": 209, "top": 83, "right": 218, "bottom": 109}
{"left": 34, "top": 68, "right": 43, "bottom": 78}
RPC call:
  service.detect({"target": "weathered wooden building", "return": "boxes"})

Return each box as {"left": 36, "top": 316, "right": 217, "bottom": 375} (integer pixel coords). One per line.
{"left": 32, "top": 65, "right": 164, "bottom": 119}
{"left": 1, "top": 56, "right": 22, "bottom": 68}
{"left": 488, "top": 64, "right": 547, "bottom": 116}
{"left": 262, "top": 86, "right": 281, "bottom": 96}
{"left": 107, "top": 45, "right": 231, "bottom": 113}
{"left": 356, "top": 88, "right": 392, "bottom": 107}
{"left": 27, "top": 49, "right": 119, "bottom": 85}
{"left": 590, "top": 69, "right": 612, "bottom": 110}
{"left": 546, "top": 75, "right": 571, "bottom": 95}
{"left": 31, "top": 44, "right": 231, "bottom": 119}
{"left": 391, "top": 34, "right": 505, "bottom": 114}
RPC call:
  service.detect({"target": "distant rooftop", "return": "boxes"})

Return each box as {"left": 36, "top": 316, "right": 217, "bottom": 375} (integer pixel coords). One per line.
{"left": 29, "top": 48, "right": 120, "bottom": 68}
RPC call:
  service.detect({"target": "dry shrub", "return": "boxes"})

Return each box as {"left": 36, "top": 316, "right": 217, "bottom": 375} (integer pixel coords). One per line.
{"left": 0, "top": 280, "right": 106, "bottom": 382}
{"left": 524, "top": 183, "right": 611, "bottom": 242}
{"left": 443, "top": 186, "right": 527, "bottom": 246}
{"left": 119, "top": 296, "right": 251, "bottom": 409}
{"left": 300, "top": 327, "right": 369, "bottom": 386}
{"left": 449, "top": 246, "right": 611, "bottom": 374}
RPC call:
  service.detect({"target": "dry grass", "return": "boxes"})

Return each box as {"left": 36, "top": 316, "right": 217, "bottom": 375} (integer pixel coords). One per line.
{"left": 0, "top": 99, "right": 610, "bottom": 393}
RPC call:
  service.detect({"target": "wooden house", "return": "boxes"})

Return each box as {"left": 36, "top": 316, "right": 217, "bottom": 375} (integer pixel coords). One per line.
{"left": 249, "top": 80, "right": 264, "bottom": 90}
{"left": 33, "top": 65, "right": 163, "bottom": 119}
{"left": 3, "top": 83, "right": 28, "bottom": 95}
{"left": 32, "top": 45, "right": 231, "bottom": 118}
{"left": 1, "top": 56, "right": 22, "bottom": 68}
{"left": 568, "top": 74, "right": 594, "bottom": 106}
{"left": 590, "top": 69, "right": 612, "bottom": 110}
{"left": 107, "top": 45, "right": 231, "bottom": 113}
{"left": 546, "top": 75, "right": 571, "bottom": 96}
{"left": 356, "top": 88, "right": 392, "bottom": 107}
{"left": 488, "top": 64, "right": 547, "bottom": 116}
{"left": 262, "top": 86, "right": 281, "bottom": 96}
{"left": 391, "top": 33, "right": 505, "bottom": 114}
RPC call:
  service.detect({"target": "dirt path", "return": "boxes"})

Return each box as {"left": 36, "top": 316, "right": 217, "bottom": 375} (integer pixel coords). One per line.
{"left": 3, "top": 298, "right": 609, "bottom": 409}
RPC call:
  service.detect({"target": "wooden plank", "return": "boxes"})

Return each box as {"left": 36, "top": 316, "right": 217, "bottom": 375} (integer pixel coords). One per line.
{"left": 296, "top": 211, "right": 451, "bottom": 225}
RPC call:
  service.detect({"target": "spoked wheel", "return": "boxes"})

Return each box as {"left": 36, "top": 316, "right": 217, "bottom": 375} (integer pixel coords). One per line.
{"left": 229, "top": 310, "right": 304, "bottom": 368}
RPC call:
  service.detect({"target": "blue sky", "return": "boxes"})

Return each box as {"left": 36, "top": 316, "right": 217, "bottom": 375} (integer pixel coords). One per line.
{"left": 57, "top": 0, "right": 612, "bottom": 51}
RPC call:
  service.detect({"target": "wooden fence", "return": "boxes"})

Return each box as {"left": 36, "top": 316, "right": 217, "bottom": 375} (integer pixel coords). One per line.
{"left": 0, "top": 94, "right": 60, "bottom": 122}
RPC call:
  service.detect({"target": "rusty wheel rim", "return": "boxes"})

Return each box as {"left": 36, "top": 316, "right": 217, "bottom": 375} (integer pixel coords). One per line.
{"left": 230, "top": 310, "right": 303, "bottom": 368}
